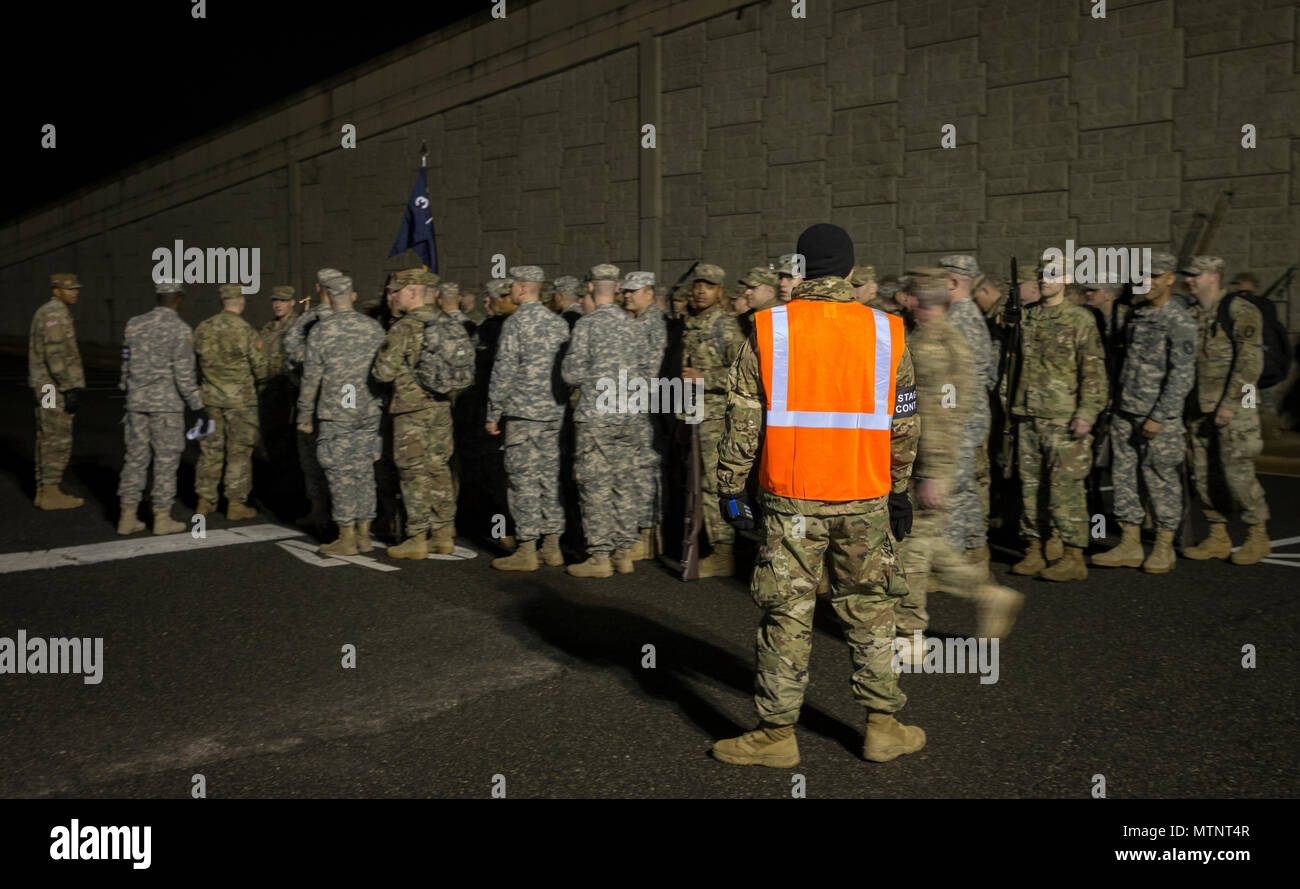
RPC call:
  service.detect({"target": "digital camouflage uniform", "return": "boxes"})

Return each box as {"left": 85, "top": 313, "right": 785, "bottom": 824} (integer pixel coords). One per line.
{"left": 630, "top": 302, "right": 668, "bottom": 531}
{"left": 561, "top": 301, "right": 641, "bottom": 554}
{"left": 298, "top": 308, "right": 385, "bottom": 525}
{"left": 1110, "top": 298, "right": 1196, "bottom": 530}
{"left": 193, "top": 305, "right": 268, "bottom": 505}
{"left": 118, "top": 306, "right": 205, "bottom": 508}
{"left": 284, "top": 303, "right": 333, "bottom": 503}
{"left": 945, "top": 297, "right": 994, "bottom": 551}
{"left": 488, "top": 299, "right": 571, "bottom": 542}
{"left": 717, "top": 276, "right": 919, "bottom": 726}
{"left": 1008, "top": 299, "right": 1107, "bottom": 547}
{"left": 28, "top": 289, "right": 85, "bottom": 489}
{"left": 1188, "top": 293, "right": 1269, "bottom": 525}
{"left": 682, "top": 300, "right": 746, "bottom": 547}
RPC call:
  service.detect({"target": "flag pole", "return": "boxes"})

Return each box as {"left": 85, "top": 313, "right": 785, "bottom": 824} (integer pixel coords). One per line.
{"left": 420, "top": 141, "right": 428, "bottom": 169}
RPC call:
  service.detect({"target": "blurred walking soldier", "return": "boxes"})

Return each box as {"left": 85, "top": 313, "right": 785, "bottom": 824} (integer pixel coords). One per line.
{"left": 488, "top": 266, "right": 572, "bottom": 571}
{"left": 28, "top": 273, "right": 86, "bottom": 509}
{"left": 1092, "top": 253, "right": 1196, "bottom": 573}
{"left": 712, "top": 223, "right": 925, "bottom": 768}
{"left": 296, "top": 274, "right": 386, "bottom": 556}
{"left": 116, "top": 281, "right": 208, "bottom": 535}
{"left": 624, "top": 271, "right": 668, "bottom": 560}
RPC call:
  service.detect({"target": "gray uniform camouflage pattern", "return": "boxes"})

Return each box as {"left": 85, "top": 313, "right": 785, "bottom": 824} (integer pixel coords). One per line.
{"left": 1109, "top": 298, "right": 1197, "bottom": 531}
{"left": 298, "top": 308, "right": 386, "bottom": 525}
{"left": 488, "top": 300, "right": 571, "bottom": 542}
{"left": 117, "top": 306, "right": 205, "bottom": 508}
{"left": 718, "top": 276, "right": 920, "bottom": 726}
{"left": 945, "top": 297, "right": 993, "bottom": 551}
{"left": 193, "top": 311, "right": 268, "bottom": 505}
{"left": 29, "top": 298, "right": 85, "bottom": 488}
{"left": 681, "top": 303, "right": 745, "bottom": 546}
{"left": 631, "top": 303, "right": 668, "bottom": 529}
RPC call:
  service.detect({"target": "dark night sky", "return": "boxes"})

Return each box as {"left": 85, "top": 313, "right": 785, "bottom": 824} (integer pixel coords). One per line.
{"left": 3, "top": 0, "right": 488, "bottom": 227}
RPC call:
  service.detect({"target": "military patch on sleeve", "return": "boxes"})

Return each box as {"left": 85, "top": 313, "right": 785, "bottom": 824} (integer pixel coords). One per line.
{"left": 894, "top": 384, "right": 917, "bottom": 417}
{"left": 46, "top": 319, "right": 59, "bottom": 327}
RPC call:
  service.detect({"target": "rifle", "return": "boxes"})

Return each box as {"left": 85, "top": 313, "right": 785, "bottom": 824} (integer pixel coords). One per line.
{"left": 681, "top": 421, "right": 702, "bottom": 581}
{"left": 998, "top": 256, "right": 1023, "bottom": 479}
{"left": 1258, "top": 265, "right": 1297, "bottom": 302}
{"left": 1195, "top": 190, "right": 1233, "bottom": 254}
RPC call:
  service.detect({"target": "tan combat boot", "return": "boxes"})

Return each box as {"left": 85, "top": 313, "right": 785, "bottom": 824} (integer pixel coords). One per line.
{"left": 498, "top": 535, "right": 517, "bottom": 553}
{"left": 355, "top": 520, "right": 374, "bottom": 553}
{"left": 320, "top": 524, "right": 359, "bottom": 556}
{"left": 1230, "top": 523, "right": 1270, "bottom": 566}
{"left": 630, "top": 528, "right": 655, "bottom": 561}
{"left": 227, "top": 501, "right": 258, "bottom": 521}
{"left": 153, "top": 508, "right": 186, "bottom": 536}
{"left": 492, "top": 538, "right": 538, "bottom": 571}
{"left": 612, "top": 548, "right": 634, "bottom": 575}
{"left": 388, "top": 531, "right": 429, "bottom": 560}
{"left": 1011, "top": 539, "right": 1046, "bottom": 575}
{"left": 1142, "top": 529, "right": 1176, "bottom": 574}
{"left": 1044, "top": 530, "right": 1065, "bottom": 563}
{"left": 296, "top": 498, "right": 329, "bottom": 528}
{"left": 538, "top": 533, "right": 565, "bottom": 567}
{"left": 117, "top": 502, "right": 146, "bottom": 536}
{"left": 429, "top": 525, "right": 456, "bottom": 555}
{"left": 974, "top": 584, "right": 1024, "bottom": 639}
{"left": 1040, "top": 545, "right": 1087, "bottom": 582}
{"left": 195, "top": 498, "right": 217, "bottom": 515}
{"left": 698, "top": 543, "right": 735, "bottom": 578}
{"left": 567, "top": 553, "right": 613, "bottom": 578}
{"left": 1092, "top": 522, "right": 1145, "bottom": 568}
{"left": 711, "top": 724, "right": 799, "bottom": 768}
{"left": 1184, "top": 523, "right": 1232, "bottom": 561}
{"left": 863, "top": 712, "right": 927, "bottom": 763}
{"left": 36, "top": 485, "right": 83, "bottom": 510}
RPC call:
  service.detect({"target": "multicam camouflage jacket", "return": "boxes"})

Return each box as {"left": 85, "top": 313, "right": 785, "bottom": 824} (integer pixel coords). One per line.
{"left": 681, "top": 302, "right": 745, "bottom": 408}
{"left": 28, "top": 298, "right": 85, "bottom": 395}
{"left": 1189, "top": 293, "right": 1264, "bottom": 417}
{"left": 372, "top": 304, "right": 440, "bottom": 415}
{"left": 259, "top": 313, "right": 297, "bottom": 379}
{"left": 194, "top": 311, "right": 269, "bottom": 408}
{"left": 1007, "top": 299, "right": 1107, "bottom": 425}
{"left": 910, "top": 314, "right": 974, "bottom": 488}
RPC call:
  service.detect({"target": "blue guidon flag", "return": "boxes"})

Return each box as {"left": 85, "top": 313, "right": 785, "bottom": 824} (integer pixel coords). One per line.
{"left": 389, "top": 158, "right": 438, "bottom": 272}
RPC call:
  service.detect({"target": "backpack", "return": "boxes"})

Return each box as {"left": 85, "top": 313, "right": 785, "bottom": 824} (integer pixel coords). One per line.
{"left": 1217, "top": 291, "right": 1293, "bottom": 389}
{"left": 416, "top": 316, "right": 474, "bottom": 394}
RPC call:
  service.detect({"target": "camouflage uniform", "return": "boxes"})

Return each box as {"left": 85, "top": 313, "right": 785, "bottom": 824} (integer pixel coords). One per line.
{"left": 1188, "top": 291, "right": 1269, "bottom": 525}
{"left": 118, "top": 305, "right": 205, "bottom": 508}
{"left": 682, "top": 294, "right": 746, "bottom": 547}
{"left": 561, "top": 302, "right": 641, "bottom": 553}
{"left": 28, "top": 280, "right": 85, "bottom": 490}
{"left": 945, "top": 296, "right": 994, "bottom": 551}
{"left": 284, "top": 301, "right": 333, "bottom": 503}
{"left": 298, "top": 307, "right": 385, "bottom": 525}
{"left": 630, "top": 301, "right": 668, "bottom": 531}
{"left": 1008, "top": 300, "right": 1107, "bottom": 547}
{"left": 1110, "top": 298, "right": 1197, "bottom": 530}
{"left": 193, "top": 298, "right": 268, "bottom": 506}
{"left": 717, "top": 276, "right": 919, "bottom": 726}
{"left": 488, "top": 298, "right": 571, "bottom": 542}
{"left": 258, "top": 301, "right": 298, "bottom": 464}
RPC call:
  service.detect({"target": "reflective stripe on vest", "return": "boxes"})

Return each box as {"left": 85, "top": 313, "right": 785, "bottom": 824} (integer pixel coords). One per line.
{"left": 756, "top": 300, "right": 904, "bottom": 501}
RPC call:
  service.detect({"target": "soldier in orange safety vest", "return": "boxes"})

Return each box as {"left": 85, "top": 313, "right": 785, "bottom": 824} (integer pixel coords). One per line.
{"left": 710, "top": 223, "right": 926, "bottom": 768}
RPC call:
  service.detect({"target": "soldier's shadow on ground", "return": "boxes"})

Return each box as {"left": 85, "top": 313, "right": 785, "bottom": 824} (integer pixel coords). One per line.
{"left": 506, "top": 583, "right": 865, "bottom": 758}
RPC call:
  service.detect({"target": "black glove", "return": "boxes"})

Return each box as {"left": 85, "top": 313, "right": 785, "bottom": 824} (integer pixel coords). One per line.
{"left": 719, "top": 493, "right": 756, "bottom": 532}
{"left": 63, "top": 389, "right": 82, "bottom": 414}
{"left": 195, "top": 408, "right": 211, "bottom": 428}
{"left": 888, "top": 491, "right": 913, "bottom": 541}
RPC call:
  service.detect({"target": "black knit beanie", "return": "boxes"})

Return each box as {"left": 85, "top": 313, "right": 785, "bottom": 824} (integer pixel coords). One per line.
{"left": 796, "top": 223, "right": 855, "bottom": 280}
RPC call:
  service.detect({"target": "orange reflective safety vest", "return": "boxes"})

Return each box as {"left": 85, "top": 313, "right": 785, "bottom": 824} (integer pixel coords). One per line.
{"left": 754, "top": 299, "right": 910, "bottom": 501}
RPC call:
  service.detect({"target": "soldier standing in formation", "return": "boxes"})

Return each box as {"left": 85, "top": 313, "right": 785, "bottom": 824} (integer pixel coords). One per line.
{"left": 193, "top": 283, "right": 268, "bottom": 520}
{"left": 116, "top": 280, "right": 207, "bottom": 535}
{"left": 284, "top": 269, "right": 339, "bottom": 528}
{"left": 258, "top": 285, "right": 299, "bottom": 467}
{"left": 487, "top": 266, "right": 571, "bottom": 571}
{"left": 297, "top": 273, "right": 386, "bottom": 556}
{"left": 28, "top": 272, "right": 86, "bottom": 510}
{"left": 736, "top": 267, "right": 779, "bottom": 337}
{"left": 621, "top": 271, "right": 668, "bottom": 560}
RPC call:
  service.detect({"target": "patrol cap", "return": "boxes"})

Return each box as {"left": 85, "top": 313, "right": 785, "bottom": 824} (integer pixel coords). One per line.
{"left": 417, "top": 270, "right": 441, "bottom": 288}
{"left": 1150, "top": 251, "right": 1178, "bottom": 277}
{"left": 489, "top": 278, "right": 513, "bottom": 296}
{"left": 693, "top": 263, "right": 725, "bottom": 284}
{"left": 155, "top": 280, "right": 184, "bottom": 295}
{"left": 1180, "top": 255, "right": 1224, "bottom": 276}
{"left": 388, "top": 269, "right": 423, "bottom": 291}
{"left": 739, "top": 267, "right": 778, "bottom": 288}
{"left": 621, "top": 271, "right": 656, "bottom": 291}
{"left": 218, "top": 283, "right": 244, "bottom": 300}
{"left": 509, "top": 265, "right": 545, "bottom": 283}
{"left": 848, "top": 265, "right": 876, "bottom": 287}
{"left": 775, "top": 254, "right": 801, "bottom": 277}
{"left": 1016, "top": 263, "right": 1040, "bottom": 283}
{"left": 316, "top": 268, "right": 345, "bottom": 286}
{"left": 50, "top": 273, "right": 82, "bottom": 290}
{"left": 271, "top": 285, "right": 296, "bottom": 301}
{"left": 441, "top": 281, "right": 460, "bottom": 297}
{"left": 587, "top": 264, "right": 621, "bottom": 282}
{"left": 939, "top": 254, "right": 980, "bottom": 278}
{"left": 325, "top": 275, "right": 354, "bottom": 299}
{"left": 553, "top": 275, "right": 581, "bottom": 293}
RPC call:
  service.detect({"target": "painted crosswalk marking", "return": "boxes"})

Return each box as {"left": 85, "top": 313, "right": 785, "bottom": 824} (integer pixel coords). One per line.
{"left": 0, "top": 524, "right": 300, "bottom": 575}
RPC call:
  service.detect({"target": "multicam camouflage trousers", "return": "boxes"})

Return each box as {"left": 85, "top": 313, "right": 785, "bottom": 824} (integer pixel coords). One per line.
{"left": 317, "top": 417, "right": 381, "bottom": 525}
{"left": 895, "top": 509, "right": 987, "bottom": 634}
{"left": 1016, "top": 416, "right": 1092, "bottom": 548}
{"left": 503, "top": 417, "right": 564, "bottom": 542}
{"left": 1110, "top": 411, "right": 1185, "bottom": 532}
{"left": 34, "top": 397, "right": 74, "bottom": 487}
{"left": 574, "top": 422, "right": 639, "bottom": 554}
{"left": 195, "top": 405, "right": 258, "bottom": 505}
{"left": 749, "top": 498, "right": 907, "bottom": 726}
{"left": 696, "top": 414, "right": 734, "bottom": 547}
{"left": 117, "top": 410, "right": 185, "bottom": 509}
{"left": 393, "top": 403, "right": 455, "bottom": 536}
{"left": 945, "top": 412, "right": 990, "bottom": 552}
{"left": 1188, "top": 409, "right": 1269, "bottom": 526}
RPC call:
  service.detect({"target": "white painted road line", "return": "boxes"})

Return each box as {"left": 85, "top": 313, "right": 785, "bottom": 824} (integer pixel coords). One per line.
{"left": 0, "top": 524, "right": 302, "bottom": 575}
{"left": 1258, "top": 558, "right": 1300, "bottom": 568}
{"left": 276, "top": 539, "right": 401, "bottom": 572}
